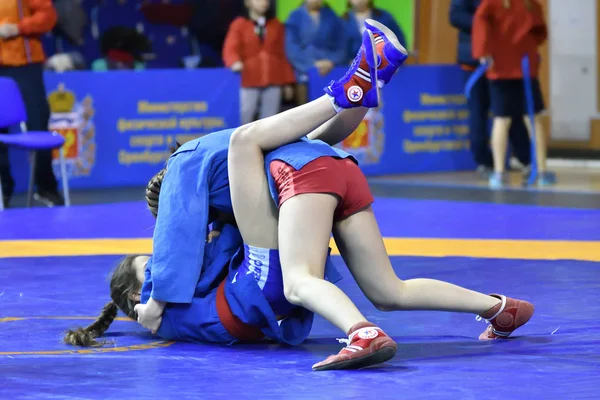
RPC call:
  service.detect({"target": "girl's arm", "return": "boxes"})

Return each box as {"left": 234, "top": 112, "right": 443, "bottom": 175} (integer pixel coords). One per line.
{"left": 223, "top": 18, "right": 244, "bottom": 69}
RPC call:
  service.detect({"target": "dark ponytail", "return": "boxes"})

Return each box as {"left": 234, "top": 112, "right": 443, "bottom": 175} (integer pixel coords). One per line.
{"left": 64, "top": 301, "right": 118, "bottom": 347}
{"left": 65, "top": 255, "right": 142, "bottom": 347}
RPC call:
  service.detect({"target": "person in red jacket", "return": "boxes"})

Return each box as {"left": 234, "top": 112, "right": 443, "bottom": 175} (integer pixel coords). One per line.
{"left": 223, "top": 0, "right": 296, "bottom": 124}
{"left": 0, "top": 0, "right": 64, "bottom": 207}
{"left": 473, "top": 0, "right": 553, "bottom": 188}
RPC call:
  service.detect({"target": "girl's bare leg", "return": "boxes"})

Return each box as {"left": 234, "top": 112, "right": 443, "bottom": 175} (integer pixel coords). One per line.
{"left": 491, "top": 116, "right": 512, "bottom": 173}
{"left": 227, "top": 133, "right": 279, "bottom": 249}
{"left": 332, "top": 207, "right": 500, "bottom": 314}
{"left": 277, "top": 193, "right": 368, "bottom": 333}
{"left": 237, "top": 95, "right": 336, "bottom": 152}
{"left": 229, "top": 105, "right": 371, "bottom": 332}
{"left": 522, "top": 114, "right": 547, "bottom": 172}
{"left": 331, "top": 205, "right": 535, "bottom": 342}
{"left": 228, "top": 94, "right": 368, "bottom": 244}
{"left": 228, "top": 92, "right": 342, "bottom": 246}
{"left": 306, "top": 108, "right": 369, "bottom": 146}
{"left": 229, "top": 28, "right": 400, "bottom": 370}
{"left": 227, "top": 55, "right": 381, "bottom": 333}
{"left": 233, "top": 27, "right": 380, "bottom": 152}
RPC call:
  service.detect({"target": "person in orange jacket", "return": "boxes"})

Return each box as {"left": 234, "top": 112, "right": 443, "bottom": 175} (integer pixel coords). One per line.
{"left": 0, "top": 0, "right": 64, "bottom": 207}
{"left": 223, "top": 0, "right": 296, "bottom": 124}
{"left": 473, "top": 0, "right": 553, "bottom": 188}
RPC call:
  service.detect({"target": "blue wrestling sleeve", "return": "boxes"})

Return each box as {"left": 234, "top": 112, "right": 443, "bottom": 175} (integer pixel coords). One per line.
{"left": 151, "top": 225, "right": 244, "bottom": 344}
{"left": 146, "top": 227, "right": 338, "bottom": 346}
{"left": 149, "top": 129, "right": 235, "bottom": 304}
{"left": 150, "top": 144, "right": 212, "bottom": 304}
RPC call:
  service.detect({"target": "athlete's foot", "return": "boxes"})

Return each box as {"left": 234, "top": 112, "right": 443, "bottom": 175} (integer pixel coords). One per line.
{"left": 364, "top": 19, "right": 408, "bottom": 86}
{"left": 477, "top": 294, "right": 535, "bottom": 340}
{"left": 312, "top": 322, "right": 397, "bottom": 371}
{"left": 324, "top": 30, "right": 379, "bottom": 110}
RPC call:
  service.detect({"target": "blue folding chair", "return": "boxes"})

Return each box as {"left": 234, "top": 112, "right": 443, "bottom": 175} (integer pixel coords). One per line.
{"left": 0, "top": 77, "right": 70, "bottom": 210}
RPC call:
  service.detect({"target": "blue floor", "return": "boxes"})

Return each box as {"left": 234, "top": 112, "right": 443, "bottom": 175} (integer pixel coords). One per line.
{"left": 2, "top": 197, "right": 600, "bottom": 240}
{"left": 1, "top": 198, "right": 600, "bottom": 399}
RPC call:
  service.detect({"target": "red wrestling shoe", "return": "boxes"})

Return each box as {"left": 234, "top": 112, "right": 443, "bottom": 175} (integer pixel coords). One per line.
{"left": 477, "top": 294, "right": 535, "bottom": 340}
{"left": 312, "top": 322, "right": 397, "bottom": 371}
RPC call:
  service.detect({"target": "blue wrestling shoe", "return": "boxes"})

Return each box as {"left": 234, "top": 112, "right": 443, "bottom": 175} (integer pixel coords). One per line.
{"left": 324, "top": 29, "right": 380, "bottom": 110}
{"left": 364, "top": 19, "right": 409, "bottom": 86}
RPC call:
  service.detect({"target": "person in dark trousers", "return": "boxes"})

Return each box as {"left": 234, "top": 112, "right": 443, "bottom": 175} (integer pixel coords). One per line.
{"left": 473, "top": 0, "right": 552, "bottom": 188}
{"left": 449, "top": 0, "right": 531, "bottom": 178}
{"left": 0, "top": 0, "right": 64, "bottom": 207}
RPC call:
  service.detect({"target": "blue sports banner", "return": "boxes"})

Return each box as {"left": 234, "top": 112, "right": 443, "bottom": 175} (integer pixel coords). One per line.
{"left": 10, "top": 69, "right": 241, "bottom": 191}
{"left": 9, "top": 66, "right": 474, "bottom": 192}
{"left": 309, "top": 65, "right": 475, "bottom": 176}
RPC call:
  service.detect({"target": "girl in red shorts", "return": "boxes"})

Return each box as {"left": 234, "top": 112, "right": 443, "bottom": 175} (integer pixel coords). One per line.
{"left": 227, "top": 20, "right": 535, "bottom": 371}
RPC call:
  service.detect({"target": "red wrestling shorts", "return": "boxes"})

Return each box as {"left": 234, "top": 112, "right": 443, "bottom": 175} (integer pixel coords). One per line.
{"left": 269, "top": 157, "right": 374, "bottom": 221}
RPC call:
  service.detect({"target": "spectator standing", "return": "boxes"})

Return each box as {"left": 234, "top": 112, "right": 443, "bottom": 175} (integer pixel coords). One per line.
{"left": 473, "top": 0, "right": 553, "bottom": 187}
{"left": 449, "top": 0, "right": 532, "bottom": 179}
{"left": 223, "top": 0, "right": 295, "bottom": 124}
{"left": 0, "top": 0, "right": 64, "bottom": 207}
{"left": 285, "top": 0, "right": 347, "bottom": 105}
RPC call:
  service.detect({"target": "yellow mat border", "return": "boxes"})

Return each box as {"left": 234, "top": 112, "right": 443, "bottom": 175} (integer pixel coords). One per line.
{"left": 0, "top": 238, "right": 598, "bottom": 261}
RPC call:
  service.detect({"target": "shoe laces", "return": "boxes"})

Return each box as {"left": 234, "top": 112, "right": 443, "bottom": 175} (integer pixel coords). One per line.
{"left": 336, "top": 337, "right": 351, "bottom": 346}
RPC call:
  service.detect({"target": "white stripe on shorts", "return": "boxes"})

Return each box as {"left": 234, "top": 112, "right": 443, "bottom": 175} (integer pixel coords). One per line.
{"left": 246, "top": 245, "right": 270, "bottom": 290}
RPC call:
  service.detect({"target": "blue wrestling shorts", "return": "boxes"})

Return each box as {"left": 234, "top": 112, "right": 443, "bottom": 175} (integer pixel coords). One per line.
{"left": 233, "top": 245, "right": 294, "bottom": 316}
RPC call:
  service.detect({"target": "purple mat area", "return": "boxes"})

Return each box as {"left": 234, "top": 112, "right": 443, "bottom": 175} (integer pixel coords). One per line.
{"left": 0, "top": 202, "right": 156, "bottom": 240}
{"left": 1, "top": 255, "right": 598, "bottom": 399}
{"left": 1, "top": 198, "right": 598, "bottom": 241}
{"left": 373, "top": 198, "right": 600, "bottom": 240}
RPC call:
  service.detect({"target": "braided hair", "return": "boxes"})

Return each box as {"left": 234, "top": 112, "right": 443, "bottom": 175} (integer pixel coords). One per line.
{"left": 66, "top": 141, "right": 184, "bottom": 347}
{"left": 145, "top": 169, "right": 165, "bottom": 218}
{"left": 63, "top": 302, "right": 119, "bottom": 347}
{"left": 145, "top": 142, "right": 181, "bottom": 218}
{"left": 64, "top": 255, "right": 142, "bottom": 347}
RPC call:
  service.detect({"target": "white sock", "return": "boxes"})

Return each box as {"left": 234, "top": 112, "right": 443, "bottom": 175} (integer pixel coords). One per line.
{"left": 326, "top": 94, "right": 343, "bottom": 114}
